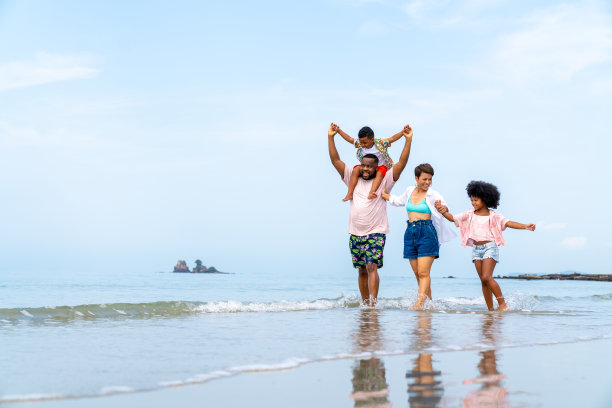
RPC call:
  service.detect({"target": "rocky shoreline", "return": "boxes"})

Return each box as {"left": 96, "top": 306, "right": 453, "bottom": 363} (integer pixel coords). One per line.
{"left": 497, "top": 272, "right": 612, "bottom": 282}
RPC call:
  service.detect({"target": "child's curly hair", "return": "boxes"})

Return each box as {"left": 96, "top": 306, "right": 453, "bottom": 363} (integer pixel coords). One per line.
{"left": 466, "top": 181, "right": 500, "bottom": 209}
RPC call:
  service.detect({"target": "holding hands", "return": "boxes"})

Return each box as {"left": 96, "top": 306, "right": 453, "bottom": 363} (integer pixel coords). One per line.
{"left": 381, "top": 189, "right": 391, "bottom": 201}
{"left": 328, "top": 122, "right": 339, "bottom": 137}
{"left": 402, "top": 124, "right": 413, "bottom": 139}
{"left": 434, "top": 200, "right": 447, "bottom": 213}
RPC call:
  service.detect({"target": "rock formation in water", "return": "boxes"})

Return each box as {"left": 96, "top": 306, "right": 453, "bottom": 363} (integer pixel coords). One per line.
{"left": 172, "top": 259, "right": 225, "bottom": 273}
{"left": 173, "top": 260, "right": 190, "bottom": 273}
{"left": 193, "top": 259, "right": 208, "bottom": 273}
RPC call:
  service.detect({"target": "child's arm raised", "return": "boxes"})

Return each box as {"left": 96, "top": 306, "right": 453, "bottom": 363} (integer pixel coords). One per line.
{"left": 387, "top": 124, "right": 412, "bottom": 144}
{"left": 434, "top": 200, "right": 454, "bottom": 222}
{"left": 505, "top": 221, "right": 536, "bottom": 231}
{"left": 335, "top": 126, "right": 355, "bottom": 145}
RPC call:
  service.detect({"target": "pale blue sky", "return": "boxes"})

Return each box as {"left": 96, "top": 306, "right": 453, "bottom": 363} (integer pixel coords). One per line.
{"left": 1, "top": 0, "right": 611, "bottom": 277}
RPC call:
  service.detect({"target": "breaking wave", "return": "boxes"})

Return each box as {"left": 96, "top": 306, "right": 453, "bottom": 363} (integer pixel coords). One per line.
{"left": 0, "top": 291, "right": 572, "bottom": 324}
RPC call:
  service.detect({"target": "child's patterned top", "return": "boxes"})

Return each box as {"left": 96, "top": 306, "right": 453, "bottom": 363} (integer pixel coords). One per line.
{"left": 354, "top": 138, "right": 394, "bottom": 168}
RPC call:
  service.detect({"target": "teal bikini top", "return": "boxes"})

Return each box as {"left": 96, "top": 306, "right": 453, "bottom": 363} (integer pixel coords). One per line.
{"left": 406, "top": 196, "right": 431, "bottom": 214}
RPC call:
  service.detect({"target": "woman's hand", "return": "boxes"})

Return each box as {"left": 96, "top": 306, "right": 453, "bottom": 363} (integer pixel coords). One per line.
{"left": 525, "top": 223, "right": 536, "bottom": 231}
{"left": 381, "top": 189, "right": 390, "bottom": 201}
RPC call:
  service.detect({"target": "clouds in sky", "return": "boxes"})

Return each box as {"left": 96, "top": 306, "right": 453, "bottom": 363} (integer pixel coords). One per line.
{"left": 536, "top": 221, "right": 567, "bottom": 231}
{"left": 494, "top": 3, "right": 612, "bottom": 83}
{"left": 561, "top": 237, "right": 587, "bottom": 249}
{"left": 0, "top": 53, "right": 99, "bottom": 92}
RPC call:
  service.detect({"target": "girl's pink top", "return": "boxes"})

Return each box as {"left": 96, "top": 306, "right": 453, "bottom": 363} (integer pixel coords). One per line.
{"left": 453, "top": 209, "right": 509, "bottom": 247}
{"left": 469, "top": 215, "right": 495, "bottom": 242}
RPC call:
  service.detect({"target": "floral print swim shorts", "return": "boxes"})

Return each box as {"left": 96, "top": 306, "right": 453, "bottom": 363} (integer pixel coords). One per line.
{"left": 349, "top": 233, "right": 386, "bottom": 269}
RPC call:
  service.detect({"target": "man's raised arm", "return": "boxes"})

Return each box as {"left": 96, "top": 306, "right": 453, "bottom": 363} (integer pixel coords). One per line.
{"left": 328, "top": 122, "right": 346, "bottom": 178}
{"left": 392, "top": 125, "right": 413, "bottom": 182}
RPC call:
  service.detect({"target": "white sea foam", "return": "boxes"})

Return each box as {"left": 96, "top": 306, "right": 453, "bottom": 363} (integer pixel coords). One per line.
{"left": 157, "top": 380, "right": 184, "bottom": 387}
{"left": 20, "top": 310, "right": 33, "bottom": 317}
{"left": 442, "top": 297, "right": 486, "bottom": 306}
{"left": 193, "top": 296, "right": 362, "bottom": 314}
{"left": 184, "top": 370, "right": 232, "bottom": 384}
{"left": 231, "top": 357, "right": 311, "bottom": 373}
{"left": 0, "top": 393, "right": 63, "bottom": 403}
{"left": 100, "top": 386, "right": 134, "bottom": 395}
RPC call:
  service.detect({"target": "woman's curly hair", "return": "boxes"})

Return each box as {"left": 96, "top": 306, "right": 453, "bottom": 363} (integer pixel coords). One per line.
{"left": 466, "top": 181, "right": 500, "bottom": 209}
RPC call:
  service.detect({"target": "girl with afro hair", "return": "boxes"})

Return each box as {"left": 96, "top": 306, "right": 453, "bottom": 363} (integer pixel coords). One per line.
{"left": 434, "top": 181, "right": 535, "bottom": 311}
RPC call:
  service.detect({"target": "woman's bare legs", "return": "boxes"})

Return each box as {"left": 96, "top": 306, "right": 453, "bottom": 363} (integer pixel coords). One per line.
{"left": 474, "top": 258, "right": 507, "bottom": 311}
{"left": 409, "top": 257, "right": 435, "bottom": 309}
{"left": 409, "top": 259, "right": 432, "bottom": 300}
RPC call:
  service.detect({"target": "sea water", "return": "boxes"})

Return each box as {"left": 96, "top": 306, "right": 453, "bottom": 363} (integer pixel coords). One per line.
{"left": 1, "top": 268, "right": 611, "bottom": 404}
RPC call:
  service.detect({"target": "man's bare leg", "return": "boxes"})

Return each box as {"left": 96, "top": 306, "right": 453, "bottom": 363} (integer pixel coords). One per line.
{"left": 366, "top": 263, "right": 379, "bottom": 306}
{"left": 357, "top": 266, "right": 370, "bottom": 305}
{"left": 343, "top": 166, "right": 361, "bottom": 201}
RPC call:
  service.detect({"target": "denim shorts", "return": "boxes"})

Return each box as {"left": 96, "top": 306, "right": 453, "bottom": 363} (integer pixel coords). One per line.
{"left": 403, "top": 219, "right": 439, "bottom": 259}
{"left": 472, "top": 241, "right": 499, "bottom": 263}
{"left": 349, "top": 233, "right": 386, "bottom": 269}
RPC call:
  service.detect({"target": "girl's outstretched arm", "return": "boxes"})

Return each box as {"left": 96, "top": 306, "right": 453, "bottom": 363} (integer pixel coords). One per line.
{"left": 506, "top": 221, "right": 536, "bottom": 231}
{"left": 434, "top": 200, "right": 454, "bottom": 222}
{"left": 335, "top": 126, "right": 355, "bottom": 145}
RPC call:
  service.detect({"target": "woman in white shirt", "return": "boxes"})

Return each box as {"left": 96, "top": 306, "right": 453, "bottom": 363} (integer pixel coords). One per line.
{"left": 382, "top": 163, "right": 456, "bottom": 309}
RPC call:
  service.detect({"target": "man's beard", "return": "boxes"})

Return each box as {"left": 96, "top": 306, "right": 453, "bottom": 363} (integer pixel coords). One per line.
{"left": 361, "top": 171, "right": 376, "bottom": 180}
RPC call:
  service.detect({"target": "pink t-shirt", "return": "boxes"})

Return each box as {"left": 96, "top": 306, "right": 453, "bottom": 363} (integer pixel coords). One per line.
{"left": 453, "top": 209, "right": 509, "bottom": 247}
{"left": 469, "top": 215, "right": 495, "bottom": 242}
{"left": 343, "top": 165, "right": 396, "bottom": 236}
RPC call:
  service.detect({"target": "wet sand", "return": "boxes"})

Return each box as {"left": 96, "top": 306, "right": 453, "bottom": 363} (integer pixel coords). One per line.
{"left": 11, "top": 336, "right": 612, "bottom": 408}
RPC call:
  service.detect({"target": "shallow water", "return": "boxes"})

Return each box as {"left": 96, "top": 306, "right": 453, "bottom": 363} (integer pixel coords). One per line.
{"left": 1, "top": 269, "right": 611, "bottom": 404}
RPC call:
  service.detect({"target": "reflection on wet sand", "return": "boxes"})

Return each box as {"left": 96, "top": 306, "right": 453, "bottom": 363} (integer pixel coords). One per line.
{"left": 462, "top": 314, "right": 509, "bottom": 407}
{"left": 406, "top": 311, "right": 444, "bottom": 407}
{"left": 349, "top": 309, "right": 391, "bottom": 408}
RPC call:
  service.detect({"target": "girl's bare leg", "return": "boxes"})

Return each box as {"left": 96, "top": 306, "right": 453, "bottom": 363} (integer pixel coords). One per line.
{"left": 474, "top": 260, "right": 494, "bottom": 311}
{"left": 410, "top": 256, "right": 435, "bottom": 309}
{"left": 343, "top": 166, "right": 361, "bottom": 201}
{"left": 478, "top": 258, "right": 507, "bottom": 311}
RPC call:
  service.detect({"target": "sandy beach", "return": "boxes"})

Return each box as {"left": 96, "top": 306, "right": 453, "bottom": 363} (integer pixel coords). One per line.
{"left": 11, "top": 336, "right": 612, "bottom": 408}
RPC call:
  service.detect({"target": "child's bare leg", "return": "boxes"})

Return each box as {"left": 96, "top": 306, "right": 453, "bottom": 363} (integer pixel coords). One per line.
{"left": 343, "top": 166, "right": 361, "bottom": 201}
{"left": 479, "top": 258, "right": 507, "bottom": 311}
{"left": 474, "top": 260, "right": 494, "bottom": 311}
{"left": 367, "top": 171, "right": 384, "bottom": 199}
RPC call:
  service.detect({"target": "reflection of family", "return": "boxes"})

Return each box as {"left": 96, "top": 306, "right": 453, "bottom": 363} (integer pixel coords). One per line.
{"left": 328, "top": 123, "right": 535, "bottom": 310}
